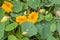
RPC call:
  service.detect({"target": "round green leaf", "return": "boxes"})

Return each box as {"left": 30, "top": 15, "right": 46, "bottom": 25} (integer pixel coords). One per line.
{"left": 45, "top": 13, "right": 53, "bottom": 21}
{"left": 21, "top": 22, "right": 37, "bottom": 37}
{"left": 36, "top": 22, "right": 52, "bottom": 39}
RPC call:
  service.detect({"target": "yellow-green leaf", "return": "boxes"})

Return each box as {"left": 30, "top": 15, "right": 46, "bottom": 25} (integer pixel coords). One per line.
{"left": 5, "top": 22, "right": 18, "bottom": 31}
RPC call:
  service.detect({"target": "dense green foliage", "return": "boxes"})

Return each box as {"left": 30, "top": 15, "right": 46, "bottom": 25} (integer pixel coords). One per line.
{"left": 0, "top": 0, "right": 60, "bottom": 40}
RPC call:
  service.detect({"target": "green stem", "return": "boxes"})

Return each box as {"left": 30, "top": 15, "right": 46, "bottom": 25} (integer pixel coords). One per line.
{"left": 48, "top": 6, "right": 53, "bottom": 12}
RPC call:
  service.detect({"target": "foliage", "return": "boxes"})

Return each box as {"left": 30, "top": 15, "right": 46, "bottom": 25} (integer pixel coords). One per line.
{"left": 0, "top": 0, "right": 60, "bottom": 40}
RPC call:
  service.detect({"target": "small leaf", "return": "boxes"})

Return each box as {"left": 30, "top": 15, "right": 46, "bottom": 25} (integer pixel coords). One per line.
{"left": 22, "top": 37, "right": 29, "bottom": 40}
{"left": 38, "top": 14, "right": 44, "bottom": 22}
{"left": 8, "top": 35, "right": 17, "bottom": 40}
{"left": 5, "top": 22, "right": 18, "bottom": 31}
{"left": 45, "top": 13, "right": 53, "bottom": 21}
{"left": 50, "top": 23, "right": 56, "bottom": 32}
{"left": 16, "top": 33, "right": 23, "bottom": 39}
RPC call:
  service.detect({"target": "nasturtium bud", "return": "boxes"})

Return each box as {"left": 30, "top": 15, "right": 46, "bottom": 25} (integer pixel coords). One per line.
{"left": 45, "top": 13, "right": 53, "bottom": 21}
{"left": 1, "top": 16, "right": 10, "bottom": 22}
{"left": 22, "top": 32, "right": 28, "bottom": 35}
{"left": 55, "top": 10, "right": 60, "bottom": 16}
{"left": 39, "top": 9, "right": 46, "bottom": 14}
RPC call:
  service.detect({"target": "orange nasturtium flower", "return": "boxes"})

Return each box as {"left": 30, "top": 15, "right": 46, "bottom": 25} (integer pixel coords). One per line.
{"left": 2, "top": 1, "right": 13, "bottom": 13}
{"left": 28, "top": 12, "right": 38, "bottom": 24}
{"left": 16, "top": 16, "right": 27, "bottom": 25}
{"left": 16, "top": 12, "right": 38, "bottom": 25}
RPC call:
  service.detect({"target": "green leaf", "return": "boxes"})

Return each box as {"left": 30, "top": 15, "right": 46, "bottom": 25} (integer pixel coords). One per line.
{"left": 0, "top": 22, "right": 5, "bottom": 39}
{"left": 8, "top": 0, "right": 12, "bottom": 1}
{"left": 5, "top": 22, "right": 18, "bottom": 31}
{"left": 57, "top": 21, "right": 60, "bottom": 34}
{"left": 57, "top": 38, "right": 60, "bottom": 40}
{"left": 44, "top": 3, "right": 54, "bottom": 7}
{"left": 0, "top": 39, "right": 4, "bottom": 40}
{"left": 0, "top": 8, "right": 5, "bottom": 19}
{"left": 38, "top": 14, "right": 44, "bottom": 22}
{"left": 54, "top": 5, "right": 60, "bottom": 10}
{"left": 22, "top": 37, "right": 29, "bottom": 40}
{"left": 11, "top": 0, "right": 23, "bottom": 13}
{"left": 5, "top": 19, "right": 10, "bottom": 25}
{"left": 35, "top": 23, "right": 43, "bottom": 35}
{"left": 16, "top": 33, "right": 23, "bottom": 39}
{"left": 0, "top": 0, "right": 4, "bottom": 6}
{"left": 21, "top": 22, "right": 37, "bottom": 37}
{"left": 0, "top": 38, "right": 4, "bottom": 40}
{"left": 36, "top": 22, "right": 52, "bottom": 40}
{"left": 27, "top": 0, "right": 40, "bottom": 10}
{"left": 50, "top": 23, "right": 56, "bottom": 32}
{"left": 47, "top": 36, "right": 57, "bottom": 40}
{"left": 8, "top": 35, "right": 17, "bottom": 40}
{"left": 42, "top": 23, "right": 52, "bottom": 39}
{"left": 10, "top": 13, "right": 23, "bottom": 18}
{"left": 45, "top": 13, "right": 53, "bottom": 21}
{"left": 49, "top": 0, "right": 60, "bottom": 4}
